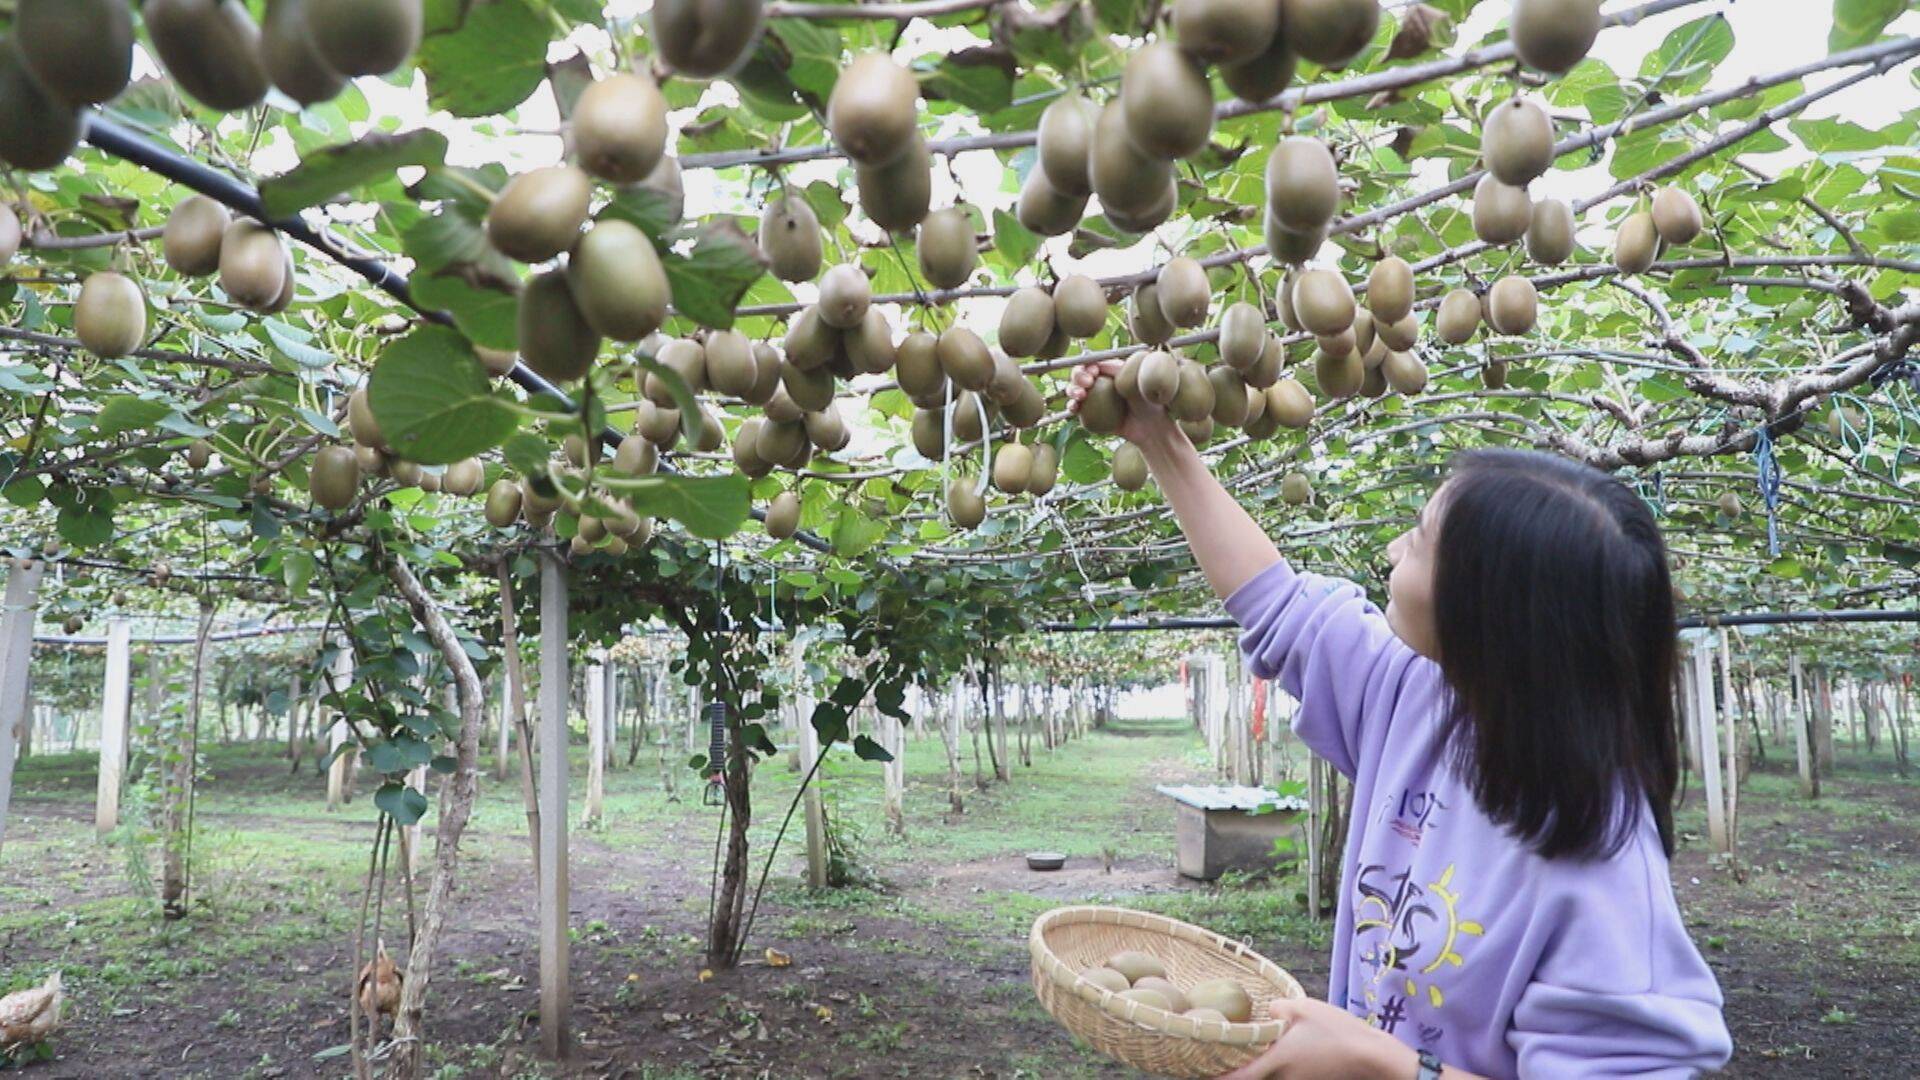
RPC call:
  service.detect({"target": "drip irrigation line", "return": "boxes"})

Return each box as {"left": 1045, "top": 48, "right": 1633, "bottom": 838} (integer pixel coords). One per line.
{"left": 1039, "top": 609, "right": 1920, "bottom": 634}
{"left": 77, "top": 113, "right": 836, "bottom": 558}
{"left": 34, "top": 622, "right": 328, "bottom": 647}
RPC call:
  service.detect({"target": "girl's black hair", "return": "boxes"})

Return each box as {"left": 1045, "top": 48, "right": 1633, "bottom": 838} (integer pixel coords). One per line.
{"left": 1432, "top": 448, "right": 1680, "bottom": 860}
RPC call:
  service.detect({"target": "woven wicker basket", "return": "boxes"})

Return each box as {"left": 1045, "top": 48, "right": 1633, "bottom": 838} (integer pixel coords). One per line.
{"left": 1030, "top": 905, "right": 1303, "bottom": 1078}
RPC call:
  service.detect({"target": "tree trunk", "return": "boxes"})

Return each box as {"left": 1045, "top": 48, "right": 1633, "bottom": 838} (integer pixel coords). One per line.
{"left": 162, "top": 602, "right": 215, "bottom": 918}
{"left": 706, "top": 662, "right": 753, "bottom": 971}
{"left": 382, "top": 554, "right": 489, "bottom": 1080}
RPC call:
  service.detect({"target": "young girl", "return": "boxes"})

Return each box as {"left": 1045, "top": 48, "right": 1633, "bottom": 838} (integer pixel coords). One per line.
{"left": 1069, "top": 363, "right": 1733, "bottom": 1080}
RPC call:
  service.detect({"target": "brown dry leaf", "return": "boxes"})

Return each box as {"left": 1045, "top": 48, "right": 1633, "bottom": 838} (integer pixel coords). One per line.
{"left": 1387, "top": 5, "right": 1452, "bottom": 61}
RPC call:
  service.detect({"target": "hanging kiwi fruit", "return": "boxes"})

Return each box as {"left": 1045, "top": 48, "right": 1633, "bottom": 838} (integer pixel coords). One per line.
{"left": 1436, "top": 287, "right": 1481, "bottom": 344}
{"left": 947, "top": 478, "right": 987, "bottom": 529}
{"left": 828, "top": 53, "right": 921, "bottom": 167}
{"left": 1120, "top": 42, "right": 1215, "bottom": 161}
{"left": 1486, "top": 275, "right": 1538, "bottom": 336}
{"left": 1266, "top": 137, "right": 1340, "bottom": 234}
{"left": 16, "top": 0, "right": 135, "bottom": 107}
{"left": 304, "top": 0, "right": 422, "bottom": 79}
{"left": 1091, "top": 101, "right": 1176, "bottom": 218}
{"left": 917, "top": 206, "right": 978, "bottom": 291}
{"left": 1526, "top": 198, "right": 1576, "bottom": 266}
{"left": 1037, "top": 93, "right": 1098, "bottom": 198}
{"left": 262, "top": 0, "right": 348, "bottom": 107}
{"left": 518, "top": 270, "right": 602, "bottom": 382}
{"left": 856, "top": 131, "right": 932, "bottom": 232}
{"left": 1511, "top": 0, "right": 1602, "bottom": 75}
{"left": 817, "top": 264, "right": 872, "bottom": 330}
{"left": 481, "top": 479, "right": 522, "bottom": 526}
{"left": 572, "top": 72, "right": 669, "bottom": 184}
{"left": 1156, "top": 257, "right": 1211, "bottom": 329}
{"left": 488, "top": 166, "right": 592, "bottom": 264}
{"left": 999, "top": 287, "right": 1057, "bottom": 359}
{"left": 760, "top": 194, "right": 824, "bottom": 284}
{"left": 1613, "top": 211, "right": 1660, "bottom": 275}
{"left": 1471, "top": 174, "right": 1533, "bottom": 245}
{"left": 1175, "top": 0, "right": 1281, "bottom": 66}
{"left": 1651, "top": 187, "right": 1704, "bottom": 246}
{"left": 1281, "top": 0, "right": 1381, "bottom": 68}
{"left": 74, "top": 272, "right": 148, "bottom": 360}
{"left": 1221, "top": 28, "right": 1298, "bottom": 104}
{"left": 143, "top": 0, "right": 271, "bottom": 113}
{"left": 651, "top": 0, "right": 766, "bottom": 78}
{"left": 1053, "top": 275, "right": 1108, "bottom": 339}
{"left": 1111, "top": 444, "right": 1149, "bottom": 492}
{"left": 569, "top": 219, "right": 670, "bottom": 342}
{"left": 1481, "top": 96, "right": 1554, "bottom": 187}
{"left": 0, "top": 37, "right": 80, "bottom": 171}
{"left": 309, "top": 445, "right": 362, "bottom": 510}
{"left": 219, "top": 220, "right": 289, "bottom": 311}
{"left": 1017, "top": 168, "right": 1089, "bottom": 237}
{"left": 765, "top": 491, "right": 802, "bottom": 539}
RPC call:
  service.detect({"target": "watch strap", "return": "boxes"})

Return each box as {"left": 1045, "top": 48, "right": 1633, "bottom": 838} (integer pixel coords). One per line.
{"left": 1415, "top": 1049, "right": 1444, "bottom": 1080}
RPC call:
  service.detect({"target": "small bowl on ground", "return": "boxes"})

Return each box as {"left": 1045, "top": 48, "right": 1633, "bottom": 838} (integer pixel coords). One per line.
{"left": 1030, "top": 904, "right": 1302, "bottom": 1078}
{"left": 1026, "top": 852, "right": 1067, "bottom": 871}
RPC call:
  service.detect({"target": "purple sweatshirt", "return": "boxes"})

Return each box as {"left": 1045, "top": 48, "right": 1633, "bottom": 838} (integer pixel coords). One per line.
{"left": 1227, "top": 560, "right": 1732, "bottom": 1079}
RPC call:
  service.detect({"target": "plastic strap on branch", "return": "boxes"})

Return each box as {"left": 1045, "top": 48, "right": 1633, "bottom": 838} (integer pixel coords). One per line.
{"left": 1753, "top": 427, "right": 1785, "bottom": 558}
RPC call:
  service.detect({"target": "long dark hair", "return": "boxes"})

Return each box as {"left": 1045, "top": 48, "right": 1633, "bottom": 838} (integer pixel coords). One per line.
{"left": 1432, "top": 449, "right": 1680, "bottom": 860}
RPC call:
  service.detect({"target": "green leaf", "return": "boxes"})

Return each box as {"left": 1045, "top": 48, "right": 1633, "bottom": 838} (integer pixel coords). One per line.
{"left": 597, "top": 472, "right": 753, "bottom": 540}
{"left": 418, "top": 0, "right": 551, "bottom": 118}
{"left": 368, "top": 325, "right": 522, "bottom": 465}
{"left": 852, "top": 734, "right": 894, "bottom": 763}
{"left": 993, "top": 208, "right": 1039, "bottom": 271}
{"left": 599, "top": 185, "right": 684, "bottom": 244}
{"left": 258, "top": 130, "right": 449, "bottom": 217}
{"left": 1829, "top": 0, "right": 1905, "bottom": 51}
{"left": 661, "top": 221, "right": 769, "bottom": 330}
{"left": 410, "top": 269, "right": 520, "bottom": 352}
{"left": 93, "top": 396, "right": 171, "bottom": 438}
{"left": 829, "top": 507, "right": 887, "bottom": 558}
{"left": 923, "top": 51, "right": 1015, "bottom": 113}
{"left": 374, "top": 782, "right": 431, "bottom": 825}
{"left": 55, "top": 488, "right": 115, "bottom": 548}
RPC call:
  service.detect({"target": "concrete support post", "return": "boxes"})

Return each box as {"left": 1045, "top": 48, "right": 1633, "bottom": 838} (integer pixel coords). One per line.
{"left": 536, "top": 553, "right": 571, "bottom": 1059}
{"left": 95, "top": 617, "right": 132, "bottom": 835}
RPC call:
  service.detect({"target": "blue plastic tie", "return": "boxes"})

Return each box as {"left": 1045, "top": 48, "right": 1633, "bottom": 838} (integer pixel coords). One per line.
{"left": 1753, "top": 427, "right": 1784, "bottom": 557}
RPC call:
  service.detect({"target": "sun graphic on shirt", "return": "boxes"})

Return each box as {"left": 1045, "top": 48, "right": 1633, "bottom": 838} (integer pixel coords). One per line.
{"left": 1355, "top": 863, "right": 1486, "bottom": 1015}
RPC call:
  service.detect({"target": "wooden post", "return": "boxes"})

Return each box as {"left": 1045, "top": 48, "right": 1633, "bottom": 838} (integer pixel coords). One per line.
{"left": 324, "top": 638, "right": 355, "bottom": 810}
{"left": 536, "top": 552, "right": 571, "bottom": 1059}
{"left": 0, "top": 560, "right": 46, "bottom": 856}
{"left": 1790, "top": 654, "right": 1817, "bottom": 798}
{"left": 1718, "top": 627, "right": 1738, "bottom": 851}
{"left": 882, "top": 710, "right": 905, "bottom": 838}
{"left": 95, "top": 617, "right": 132, "bottom": 835}
{"left": 584, "top": 654, "right": 606, "bottom": 826}
{"left": 1691, "top": 643, "right": 1728, "bottom": 854}
{"left": 797, "top": 672, "right": 827, "bottom": 890}
{"left": 1814, "top": 668, "right": 1836, "bottom": 769}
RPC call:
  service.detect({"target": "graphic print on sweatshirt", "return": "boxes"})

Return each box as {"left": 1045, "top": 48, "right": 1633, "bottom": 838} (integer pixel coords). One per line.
{"left": 1349, "top": 786, "right": 1484, "bottom": 1050}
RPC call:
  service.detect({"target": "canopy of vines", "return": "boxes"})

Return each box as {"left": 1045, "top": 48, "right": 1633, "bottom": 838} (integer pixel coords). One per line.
{"left": 1, "top": 0, "right": 1917, "bottom": 636}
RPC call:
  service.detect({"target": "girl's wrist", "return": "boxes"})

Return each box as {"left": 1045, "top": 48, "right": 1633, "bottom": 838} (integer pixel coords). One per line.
{"left": 1362, "top": 1035, "right": 1419, "bottom": 1080}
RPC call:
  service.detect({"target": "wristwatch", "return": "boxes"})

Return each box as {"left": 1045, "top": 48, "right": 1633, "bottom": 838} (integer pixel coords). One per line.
{"left": 1414, "top": 1049, "right": 1444, "bottom": 1080}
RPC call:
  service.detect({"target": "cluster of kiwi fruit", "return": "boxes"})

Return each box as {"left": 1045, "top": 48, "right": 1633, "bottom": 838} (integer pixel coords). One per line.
{"left": 1020, "top": 0, "right": 1382, "bottom": 239}
{"left": 1613, "top": 185, "right": 1703, "bottom": 275}
{"left": 1081, "top": 950, "right": 1258, "bottom": 1026}
{"left": 304, "top": 387, "right": 489, "bottom": 512}
{"left": 484, "top": 67, "right": 682, "bottom": 385}
{"left": 0, "top": 0, "right": 424, "bottom": 173}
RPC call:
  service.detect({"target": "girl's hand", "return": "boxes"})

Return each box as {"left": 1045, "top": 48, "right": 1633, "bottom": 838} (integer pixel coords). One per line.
{"left": 1218, "top": 998, "right": 1419, "bottom": 1080}
{"left": 1064, "top": 358, "right": 1179, "bottom": 448}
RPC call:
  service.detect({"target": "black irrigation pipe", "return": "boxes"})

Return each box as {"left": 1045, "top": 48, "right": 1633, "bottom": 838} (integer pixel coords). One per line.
{"left": 78, "top": 113, "right": 834, "bottom": 557}
{"left": 1040, "top": 609, "right": 1920, "bottom": 634}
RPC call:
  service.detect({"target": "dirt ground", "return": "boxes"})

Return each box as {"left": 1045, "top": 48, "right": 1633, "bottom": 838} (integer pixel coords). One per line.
{"left": 2, "top": 732, "right": 1916, "bottom": 1078}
